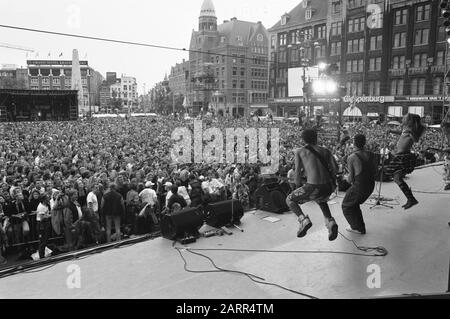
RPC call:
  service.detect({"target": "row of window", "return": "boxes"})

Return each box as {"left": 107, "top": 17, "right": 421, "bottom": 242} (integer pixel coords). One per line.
{"left": 251, "top": 92, "right": 268, "bottom": 104}
{"left": 251, "top": 80, "right": 268, "bottom": 90}
{"left": 275, "top": 25, "right": 326, "bottom": 47}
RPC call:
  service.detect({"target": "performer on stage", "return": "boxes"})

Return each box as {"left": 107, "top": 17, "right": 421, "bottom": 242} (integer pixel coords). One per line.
{"left": 387, "top": 113, "right": 426, "bottom": 210}
{"left": 286, "top": 129, "right": 339, "bottom": 241}
{"left": 342, "top": 134, "right": 377, "bottom": 235}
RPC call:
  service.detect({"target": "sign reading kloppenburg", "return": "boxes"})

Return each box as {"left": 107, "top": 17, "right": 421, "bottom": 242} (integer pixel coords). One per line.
{"left": 343, "top": 96, "right": 395, "bottom": 104}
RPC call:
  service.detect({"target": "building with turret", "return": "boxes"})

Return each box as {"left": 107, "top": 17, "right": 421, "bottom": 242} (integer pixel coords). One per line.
{"left": 187, "top": 0, "right": 270, "bottom": 117}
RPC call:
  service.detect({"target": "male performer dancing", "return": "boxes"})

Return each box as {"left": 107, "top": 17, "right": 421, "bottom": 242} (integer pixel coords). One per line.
{"left": 286, "top": 129, "right": 339, "bottom": 241}
{"left": 387, "top": 113, "right": 426, "bottom": 210}
{"left": 342, "top": 134, "right": 377, "bottom": 235}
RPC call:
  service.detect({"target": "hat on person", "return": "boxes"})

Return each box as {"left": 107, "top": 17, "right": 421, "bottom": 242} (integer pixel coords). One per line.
{"left": 145, "top": 181, "right": 155, "bottom": 188}
{"left": 164, "top": 181, "right": 173, "bottom": 188}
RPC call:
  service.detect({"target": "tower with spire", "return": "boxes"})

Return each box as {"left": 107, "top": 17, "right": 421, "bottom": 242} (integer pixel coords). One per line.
{"left": 199, "top": 0, "right": 217, "bottom": 32}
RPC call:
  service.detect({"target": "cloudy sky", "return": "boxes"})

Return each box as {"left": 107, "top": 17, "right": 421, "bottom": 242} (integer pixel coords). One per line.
{"left": 0, "top": 0, "right": 301, "bottom": 94}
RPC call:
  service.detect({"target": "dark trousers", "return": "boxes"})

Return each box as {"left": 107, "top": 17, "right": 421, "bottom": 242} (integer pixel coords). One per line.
{"left": 342, "top": 185, "right": 373, "bottom": 232}
{"left": 37, "top": 219, "right": 51, "bottom": 259}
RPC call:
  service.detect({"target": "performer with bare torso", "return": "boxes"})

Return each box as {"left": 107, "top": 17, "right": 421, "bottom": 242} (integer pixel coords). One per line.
{"left": 387, "top": 113, "right": 426, "bottom": 210}
{"left": 286, "top": 129, "right": 339, "bottom": 241}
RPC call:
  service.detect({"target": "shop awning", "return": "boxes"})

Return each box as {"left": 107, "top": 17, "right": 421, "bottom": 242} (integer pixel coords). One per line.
{"left": 408, "top": 106, "right": 424, "bottom": 117}
{"left": 250, "top": 105, "right": 269, "bottom": 108}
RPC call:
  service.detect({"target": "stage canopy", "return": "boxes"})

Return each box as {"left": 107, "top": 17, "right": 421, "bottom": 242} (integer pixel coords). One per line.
{"left": 0, "top": 89, "right": 78, "bottom": 122}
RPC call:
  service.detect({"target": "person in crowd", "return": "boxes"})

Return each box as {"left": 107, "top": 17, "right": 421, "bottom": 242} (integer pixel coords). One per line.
{"left": 342, "top": 134, "right": 377, "bottom": 235}
{"left": 167, "top": 185, "right": 187, "bottom": 214}
{"left": 36, "top": 194, "right": 52, "bottom": 259}
{"left": 233, "top": 177, "right": 250, "bottom": 210}
{"left": 101, "top": 183, "right": 124, "bottom": 242}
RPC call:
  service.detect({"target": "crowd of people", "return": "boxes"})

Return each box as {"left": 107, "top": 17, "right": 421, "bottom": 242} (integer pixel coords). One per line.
{"left": 0, "top": 114, "right": 446, "bottom": 264}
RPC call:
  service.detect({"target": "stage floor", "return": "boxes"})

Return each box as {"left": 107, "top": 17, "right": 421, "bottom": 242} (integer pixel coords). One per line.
{"left": 0, "top": 165, "right": 448, "bottom": 299}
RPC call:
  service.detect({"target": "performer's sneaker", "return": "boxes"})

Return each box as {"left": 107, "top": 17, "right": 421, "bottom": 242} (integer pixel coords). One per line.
{"left": 402, "top": 199, "right": 418, "bottom": 210}
{"left": 346, "top": 227, "right": 366, "bottom": 235}
{"left": 297, "top": 215, "right": 312, "bottom": 238}
{"left": 326, "top": 218, "right": 339, "bottom": 241}
{"left": 445, "top": 184, "right": 450, "bottom": 191}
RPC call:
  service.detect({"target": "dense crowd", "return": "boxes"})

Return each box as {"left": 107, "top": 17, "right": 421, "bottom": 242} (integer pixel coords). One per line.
{"left": 0, "top": 115, "right": 446, "bottom": 264}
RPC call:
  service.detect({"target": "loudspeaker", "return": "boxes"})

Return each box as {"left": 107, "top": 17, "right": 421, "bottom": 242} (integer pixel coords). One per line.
{"left": 255, "top": 182, "right": 290, "bottom": 214}
{"left": 206, "top": 200, "right": 244, "bottom": 228}
{"left": 160, "top": 207, "right": 204, "bottom": 240}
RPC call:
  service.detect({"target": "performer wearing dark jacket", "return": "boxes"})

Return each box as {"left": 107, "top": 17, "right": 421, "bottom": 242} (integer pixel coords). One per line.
{"left": 387, "top": 113, "right": 426, "bottom": 210}
{"left": 342, "top": 134, "right": 377, "bottom": 234}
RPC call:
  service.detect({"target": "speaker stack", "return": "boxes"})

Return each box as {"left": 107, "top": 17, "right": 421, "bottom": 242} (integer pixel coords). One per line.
{"left": 255, "top": 181, "right": 290, "bottom": 214}
{"left": 206, "top": 200, "right": 244, "bottom": 228}
{"left": 160, "top": 207, "right": 204, "bottom": 240}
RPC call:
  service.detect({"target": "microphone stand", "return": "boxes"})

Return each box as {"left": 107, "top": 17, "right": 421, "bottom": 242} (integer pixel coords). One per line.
{"left": 370, "top": 129, "right": 394, "bottom": 210}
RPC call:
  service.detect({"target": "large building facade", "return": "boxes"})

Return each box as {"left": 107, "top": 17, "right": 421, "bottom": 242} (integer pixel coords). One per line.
{"left": 268, "top": 0, "right": 448, "bottom": 123}
{"left": 187, "top": 0, "right": 270, "bottom": 116}
{"left": 169, "top": 59, "right": 189, "bottom": 96}
{"left": 26, "top": 59, "right": 104, "bottom": 114}
{"left": 0, "top": 64, "right": 29, "bottom": 89}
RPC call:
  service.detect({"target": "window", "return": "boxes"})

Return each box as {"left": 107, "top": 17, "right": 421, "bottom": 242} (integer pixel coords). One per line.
{"left": 347, "top": 38, "right": 364, "bottom": 53}
{"left": 331, "top": 22, "right": 342, "bottom": 36}
{"left": 31, "top": 77, "right": 38, "bottom": 84}
{"left": 393, "top": 32, "right": 407, "bottom": 48}
{"left": 393, "top": 55, "right": 405, "bottom": 69}
{"left": 317, "top": 25, "right": 326, "bottom": 39}
{"left": 369, "top": 81, "right": 381, "bottom": 95}
{"left": 433, "top": 78, "right": 442, "bottom": 95}
{"left": 394, "top": 9, "right": 408, "bottom": 25}
{"left": 332, "top": 1, "right": 341, "bottom": 14}
{"left": 436, "top": 51, "right": 445, "bottom": 65}
{"left": 416, "top": 4, "right": 430, "bottom": 22}
{"left": 438, "top": 26, "right": 446, "bottom": 42}
{"left": 369, "top": 57, "right": 382, "bottom": 71}
{"left": 271, "top": 36, "right": 276, "bottom": 48}
{"left": 316, "top": 45, "right": 326, "bottom": 58}
{"left": 347, "top": 59, "right": 364, "bottom": 73}
{"left": 391, "top": 79, "right": 404, "bottom": 95}
{"left": 331, "top": 41, "right": 341, "bottom": 56}
{"left": 303, "top": 27, "right": 313, "bottom": 40}
{"left": 278, "top": 50, "right": 287, "bottom": 63}
{"left": 414, "top": 29, "right": 429, "bottom": 45}
{"left": 52, "top": 78, "right": 60, "bottom": 85}
{"left": 232, "top": 79, "right": 237, "bottom": 88}
{"left": 348, "top": 19, "right": 354, "bottom": 33}
{"left": 42, "top": 78, "right": 49, "bottom": 85}
{"left": 306, "top": 9, "right": 312, "bottom": 20}
{"left": 240, "top": 80, "right": 245, "bottom": 89}
{"left": 348, "top": 0, "right": 364, "bottom": 9}
{"left": 291, "top": 48, "right": 299, "bottom": 62}
{"left": 413, "top": 53, "right": 427, "bottom": 67}
{"left": 291, "top": 32, "right": 297, "bottom": 45}
{"left": 279, "top": 34, "right": 287, "bottom": 46}
{"left": 370, "top": 35, "right": 382, "bottom": 50}
{"left": 411, "top": 78, "right": 426, "bottom": 95}
{"left": 232, "top": 67, "right": 237, "bottom": 76}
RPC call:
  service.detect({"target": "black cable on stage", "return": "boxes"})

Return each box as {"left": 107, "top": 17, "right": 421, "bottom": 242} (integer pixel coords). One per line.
{"left": 175, "top": 247, "right": 319, "bottom": 299}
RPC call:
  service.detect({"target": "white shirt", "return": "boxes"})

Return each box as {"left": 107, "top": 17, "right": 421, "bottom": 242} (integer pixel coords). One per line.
{"left": 87, "top": 191, "right": 99, "bottom": 213}
{"left": 139, "top": 188, "right": 158, "bottom": 206}
{"left": 36, "top": 203, "right": 50, "bottom": 222}
{"left": 165, "top": 191, "right": 173, "bottom": 207}
{"left": 177, "top": 186, "right": 191, "bottom": 206}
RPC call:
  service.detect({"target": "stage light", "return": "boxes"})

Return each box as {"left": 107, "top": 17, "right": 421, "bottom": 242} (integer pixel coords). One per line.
{"left": 312, "top": 79, "right": 338, "bottom": 95}
{"left": 318, "top": 62, "right": 327, "bottom": 71}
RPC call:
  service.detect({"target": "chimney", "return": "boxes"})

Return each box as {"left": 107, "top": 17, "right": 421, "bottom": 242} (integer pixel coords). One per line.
{"left": 231, "top": 17, "right": 237, "bottom": 21}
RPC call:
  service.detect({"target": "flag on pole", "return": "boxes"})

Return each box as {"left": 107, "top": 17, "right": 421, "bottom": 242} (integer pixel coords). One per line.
{"left": 59, "top": 52, "right": 63, "bottom": 57}
{"left": 35, "top": 52, "right": 39, "bottom": 58}
{"left": 48, "top": 52, "right": 51, "bottom": 58}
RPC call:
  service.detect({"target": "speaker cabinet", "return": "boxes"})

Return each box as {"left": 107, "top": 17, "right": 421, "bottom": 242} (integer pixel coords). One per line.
{"left": 206, "top": 200, "right": 244, "bottom": 228}
{"left": 255, "top": 182, "right": 290, "bottom": 214}
{"left": 160, "top": 207, "right": 204, "bottom": 240}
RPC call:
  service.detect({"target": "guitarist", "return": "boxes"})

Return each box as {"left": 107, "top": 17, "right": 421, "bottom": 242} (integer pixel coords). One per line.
{"left": 286, "top": 129, "right": 339, "bottom": 241}
{"left": 342, "top": 134, "right": 377, "bottom": 235}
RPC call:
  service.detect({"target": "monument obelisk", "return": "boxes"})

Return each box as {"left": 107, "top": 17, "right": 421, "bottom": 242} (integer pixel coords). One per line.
{"left": 71, "top": 49, "right": 84, "bottom": 116}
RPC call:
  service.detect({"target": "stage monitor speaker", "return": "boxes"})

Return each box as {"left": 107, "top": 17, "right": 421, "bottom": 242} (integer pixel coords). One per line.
{"left": 255, "top": 182, "right": 290, "bottom": 214}
{"left": 206, "top": 200, "right": 244, "bottom": 228}
{"left": 160, "top": 207, "right": 204, "bottom": 240}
